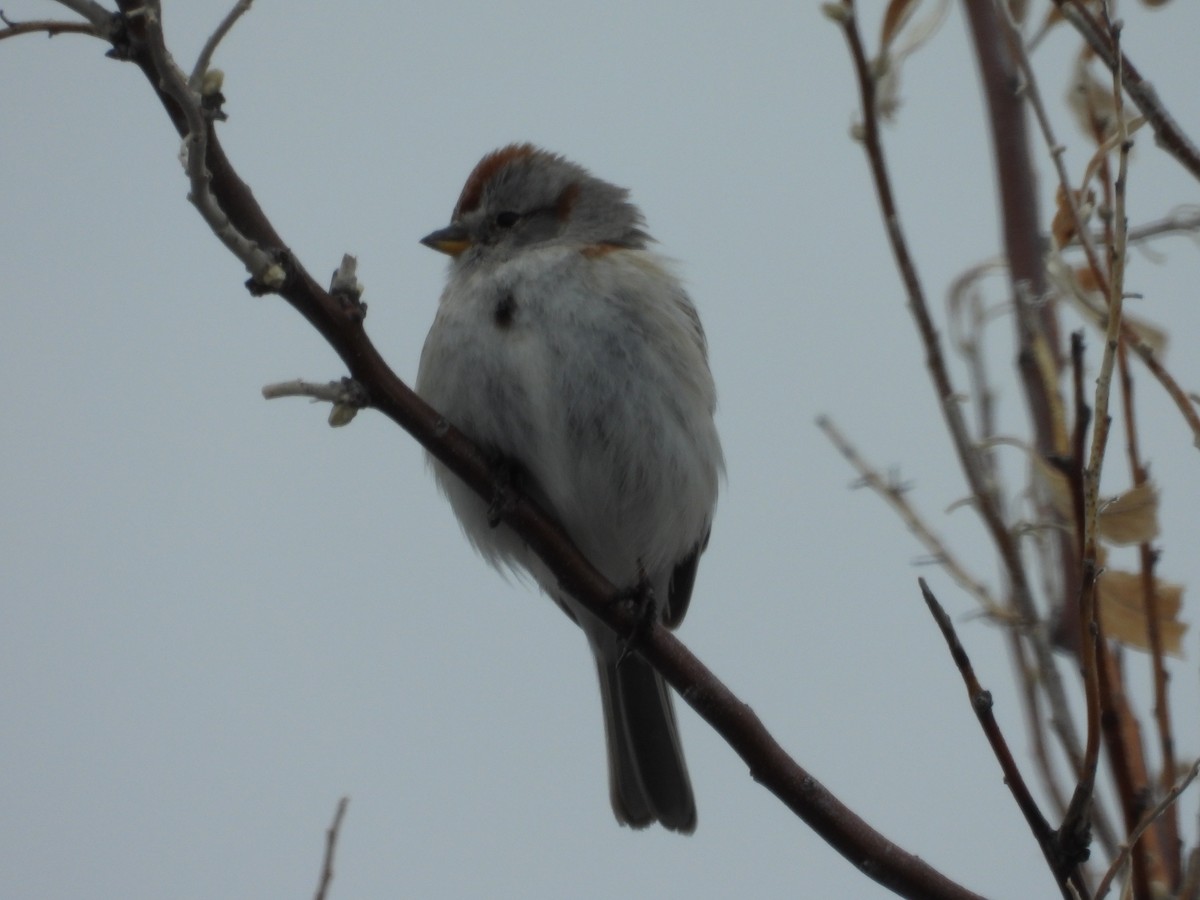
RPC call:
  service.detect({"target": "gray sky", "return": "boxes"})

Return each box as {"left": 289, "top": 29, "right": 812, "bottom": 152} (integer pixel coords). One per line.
{"left": 3, "top": 2, "right": 1200, "bottom": 898}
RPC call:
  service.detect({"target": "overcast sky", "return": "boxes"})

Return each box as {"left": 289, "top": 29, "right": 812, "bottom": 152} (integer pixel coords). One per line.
{"left": 4, "top": 2, "right": 1200, "bottom": 898}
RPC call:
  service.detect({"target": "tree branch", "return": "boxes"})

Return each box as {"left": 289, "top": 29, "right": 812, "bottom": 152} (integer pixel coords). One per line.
{"left": 313, "top": 797, "right": 349, "bottom": 900}
{"left": 919, "top": 579, "right": 1078, "bottom": 899}
{"left": 1050, "top": 0, "right": 1200, "bottom": 184}
{"left": 9, "top": 4, "right": 990, "bottom": 898}
{"left": 188, "top": 0, "right": 251, "bottom": 90}
{"left": 0, "top": 9, "right": 106, "bottom": 40}
{"left": 836, "top": 0, "right": 1086, "bottom": 805}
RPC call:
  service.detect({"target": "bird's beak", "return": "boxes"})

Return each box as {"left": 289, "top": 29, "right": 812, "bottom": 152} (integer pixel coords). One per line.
{"left": 420, "top": 223, "right": 472, "bottom": 257}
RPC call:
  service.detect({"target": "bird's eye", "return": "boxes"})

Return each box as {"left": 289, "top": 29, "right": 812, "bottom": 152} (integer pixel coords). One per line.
{"left": 495, "top": 211, "right": 520, "bottom": 229}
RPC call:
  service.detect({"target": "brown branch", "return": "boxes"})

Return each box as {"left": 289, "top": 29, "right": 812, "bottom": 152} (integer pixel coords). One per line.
{"left": 1050, "top": 0, "right": 1200, "bottom": 185}
{"left": 1093, "top": 21, "right": 1163, "bottom": 896}
{"left": 188, "top": 0, "right": 252, "bottom": 90}
{"left": 1101, "top": 645, "right": 1166, "bottom": 899}
{"left": 994, "top": 0, "right": 1109, "bottom": 307}
{"left": 1095, "top": 759, "right": 1200, "bottom": 900}
{"left": 1116, "top": 283, "right": 1180, "bottom": 891}
{"left": 0, "top": 13, "right": 103, "bottom": 40}
{"left": 961, "top": 0, "right": 1093, "bottom": 686}
{"left": 313, "top": 797, "right": 349, "bottom": 900}
{"left": 15, "top": 4, "right": 990, "bottom": 898}
{"left": 919, "top": 579, "right": 1078, "bottom": 899}
{"left": 837, "top": 0, "right": 1086, "bottom": 790}
{"left": 1058, "top": 334, "right": 1102, "bottom": 888}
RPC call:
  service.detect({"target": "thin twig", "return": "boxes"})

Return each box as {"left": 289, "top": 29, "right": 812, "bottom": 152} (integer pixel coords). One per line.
{"left": 994, "top": 0, "right": 1108, "bottom": 303}
{"left": 817, "top": 416, "right": 1001, "bottom": 617}
{"left": 189, "top": 0, "right": 253, "bottom": 91}
{"left": 919, "top": 579, "right": 1070, "bottom": 899}
{"left": 261, "top": 379, "right": 354, "bottom": 403}
{"left": 1057, "top": 334, "right": 1100, "bottom": 896}
{"left": 1050, "top": 0, "right": 1200, "bottom": 184}
{"left": 0, "top": 13, "right": 101, "bottom": 40}
{"left": 137, "top": 2, "right": 279, "bottom": 286}
{"left": 262, "top": 378, "right": 367, "bottom": 427}
{"left": 313, "top": 797, "right": 349, "bottom": 900}
{"left": 844, "top": 0, "right": 1087, "bottom": 797}
{"left": 1116, "top": 323, "right": 1180, "bottom": 887}
{"left": 959, "top": 4, "right": 1097, "bottom": 809}
{"left": 1124, "top": 206, "right": 1200, "bottom": 245}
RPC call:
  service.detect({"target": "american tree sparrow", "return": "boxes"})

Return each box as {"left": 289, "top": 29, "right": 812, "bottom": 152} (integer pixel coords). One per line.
{"left": 416, "top": 144, "right": 722, "bottom": 832}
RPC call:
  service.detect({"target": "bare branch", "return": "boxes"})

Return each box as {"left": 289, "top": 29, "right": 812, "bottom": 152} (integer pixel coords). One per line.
{"left": 1115, "top": 344, "right": 1182, "bottom": 884}
{"left": 0, "top": 4, "right": 112, "bottom": 41}
{"left": 1050, "top": 0, "right": 1200, "bottom": 184}
{"left": 262, "top": 378, "right": 367, "bottom": 427}
{"left": 841, "top": 0, "right": 1087, "bottom": 796}
{"left": 1124, "top": 206, "right": 1200, "bottom": 245}
{"left": 919, "top": 579, "right": 1072, "bottom": 898}
{"left": 189, "top": 0, "right": 253, "bottom": 91}
{"left": 994, "top": 0, "right": 1108, "bottom": 308}
{"left": 134, "top": 2, "right": 279, "bottom": 286}
{"left": 15, "top": 6, "right": 991, "bottom": 897}
{"left": 313, "top": 797, "right": 349, "bottom": 900}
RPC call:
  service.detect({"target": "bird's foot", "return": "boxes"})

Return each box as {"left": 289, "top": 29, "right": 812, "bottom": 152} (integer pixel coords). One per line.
{"left": 615, "top": 566, "right": 657, "bottom": 666}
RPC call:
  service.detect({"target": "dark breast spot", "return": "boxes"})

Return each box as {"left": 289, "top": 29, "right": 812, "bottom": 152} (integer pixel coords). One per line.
{"left": 494, "top": 293, "right": 517, "bottom": 329}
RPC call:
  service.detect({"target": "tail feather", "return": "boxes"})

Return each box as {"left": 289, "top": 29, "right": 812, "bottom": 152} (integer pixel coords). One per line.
{"left": 596, "top": 653, "right": 696, "bottom": 833}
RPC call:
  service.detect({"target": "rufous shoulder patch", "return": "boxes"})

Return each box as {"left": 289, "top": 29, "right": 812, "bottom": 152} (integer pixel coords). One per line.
{"left": 580, "top": 242, "right": 624, "bottom": 259}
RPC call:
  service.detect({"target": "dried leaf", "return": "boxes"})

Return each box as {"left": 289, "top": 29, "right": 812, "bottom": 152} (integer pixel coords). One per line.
{"left": 1052, "top": 186, "right": 1076, "bottom": 248}
{"left": 880, "top": 0, "right": 921, "bottom": 53}
{"left": 1031, "top": 453, "right": 1074, "bottom": 522}
{"left": 1051, "top": 184, "right": 1095, "bottom": 248}
{"left": 1074, "top": 265, "right": 1102, "bottom": 294}
{"left": 1098, "top": 481, "right": 1160, "bottom": 545}
{"left": 1123, "top": 313, "right": 1169, "bottom": 357}
{"left": 1098, "top": 570, "right": 1186, "bottom": 655}
{"left": 1048, "top": 259, "right": 1170, "bottom": 359}
{"left": 1033, "top": 332, "right": 1071, "bottom": 453}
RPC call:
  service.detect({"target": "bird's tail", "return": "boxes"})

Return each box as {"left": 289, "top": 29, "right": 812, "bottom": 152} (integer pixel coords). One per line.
{"left": 595, "top": 651, "right": 696, "bottom": 833}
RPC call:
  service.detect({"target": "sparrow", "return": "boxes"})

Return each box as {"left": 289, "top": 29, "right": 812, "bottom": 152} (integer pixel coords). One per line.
{"left": 416, "top": 143, "right": 722, "bottom": 832}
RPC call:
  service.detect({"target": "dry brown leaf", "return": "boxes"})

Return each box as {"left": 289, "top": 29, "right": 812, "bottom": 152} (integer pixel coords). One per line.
{"left": 1031, "top": 453, "right": 1074, "bottom": 522}
{"left": 1052, "top": 261, "right": 1170, "bottom": 357}
{"left": 1123, "top": 313, "right": 1169, "bottom": 356}
{"left": 1098, "top": 570, "right": 1186, "bottom": 655}
{"left": 880, "top": 0, "right": 921, "bottom": 53}
{"left": 1074, "top": 265, "right": 1102, "bottom": 293}
{"left": 1030, "top": 460, "right": 1161, "bottom": 546}
{"left": 1052, "top": 185, "right": 1076, "bottom": 248}
{"left": 1098, "top": 482, "right": 1161, "bottom": 545}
